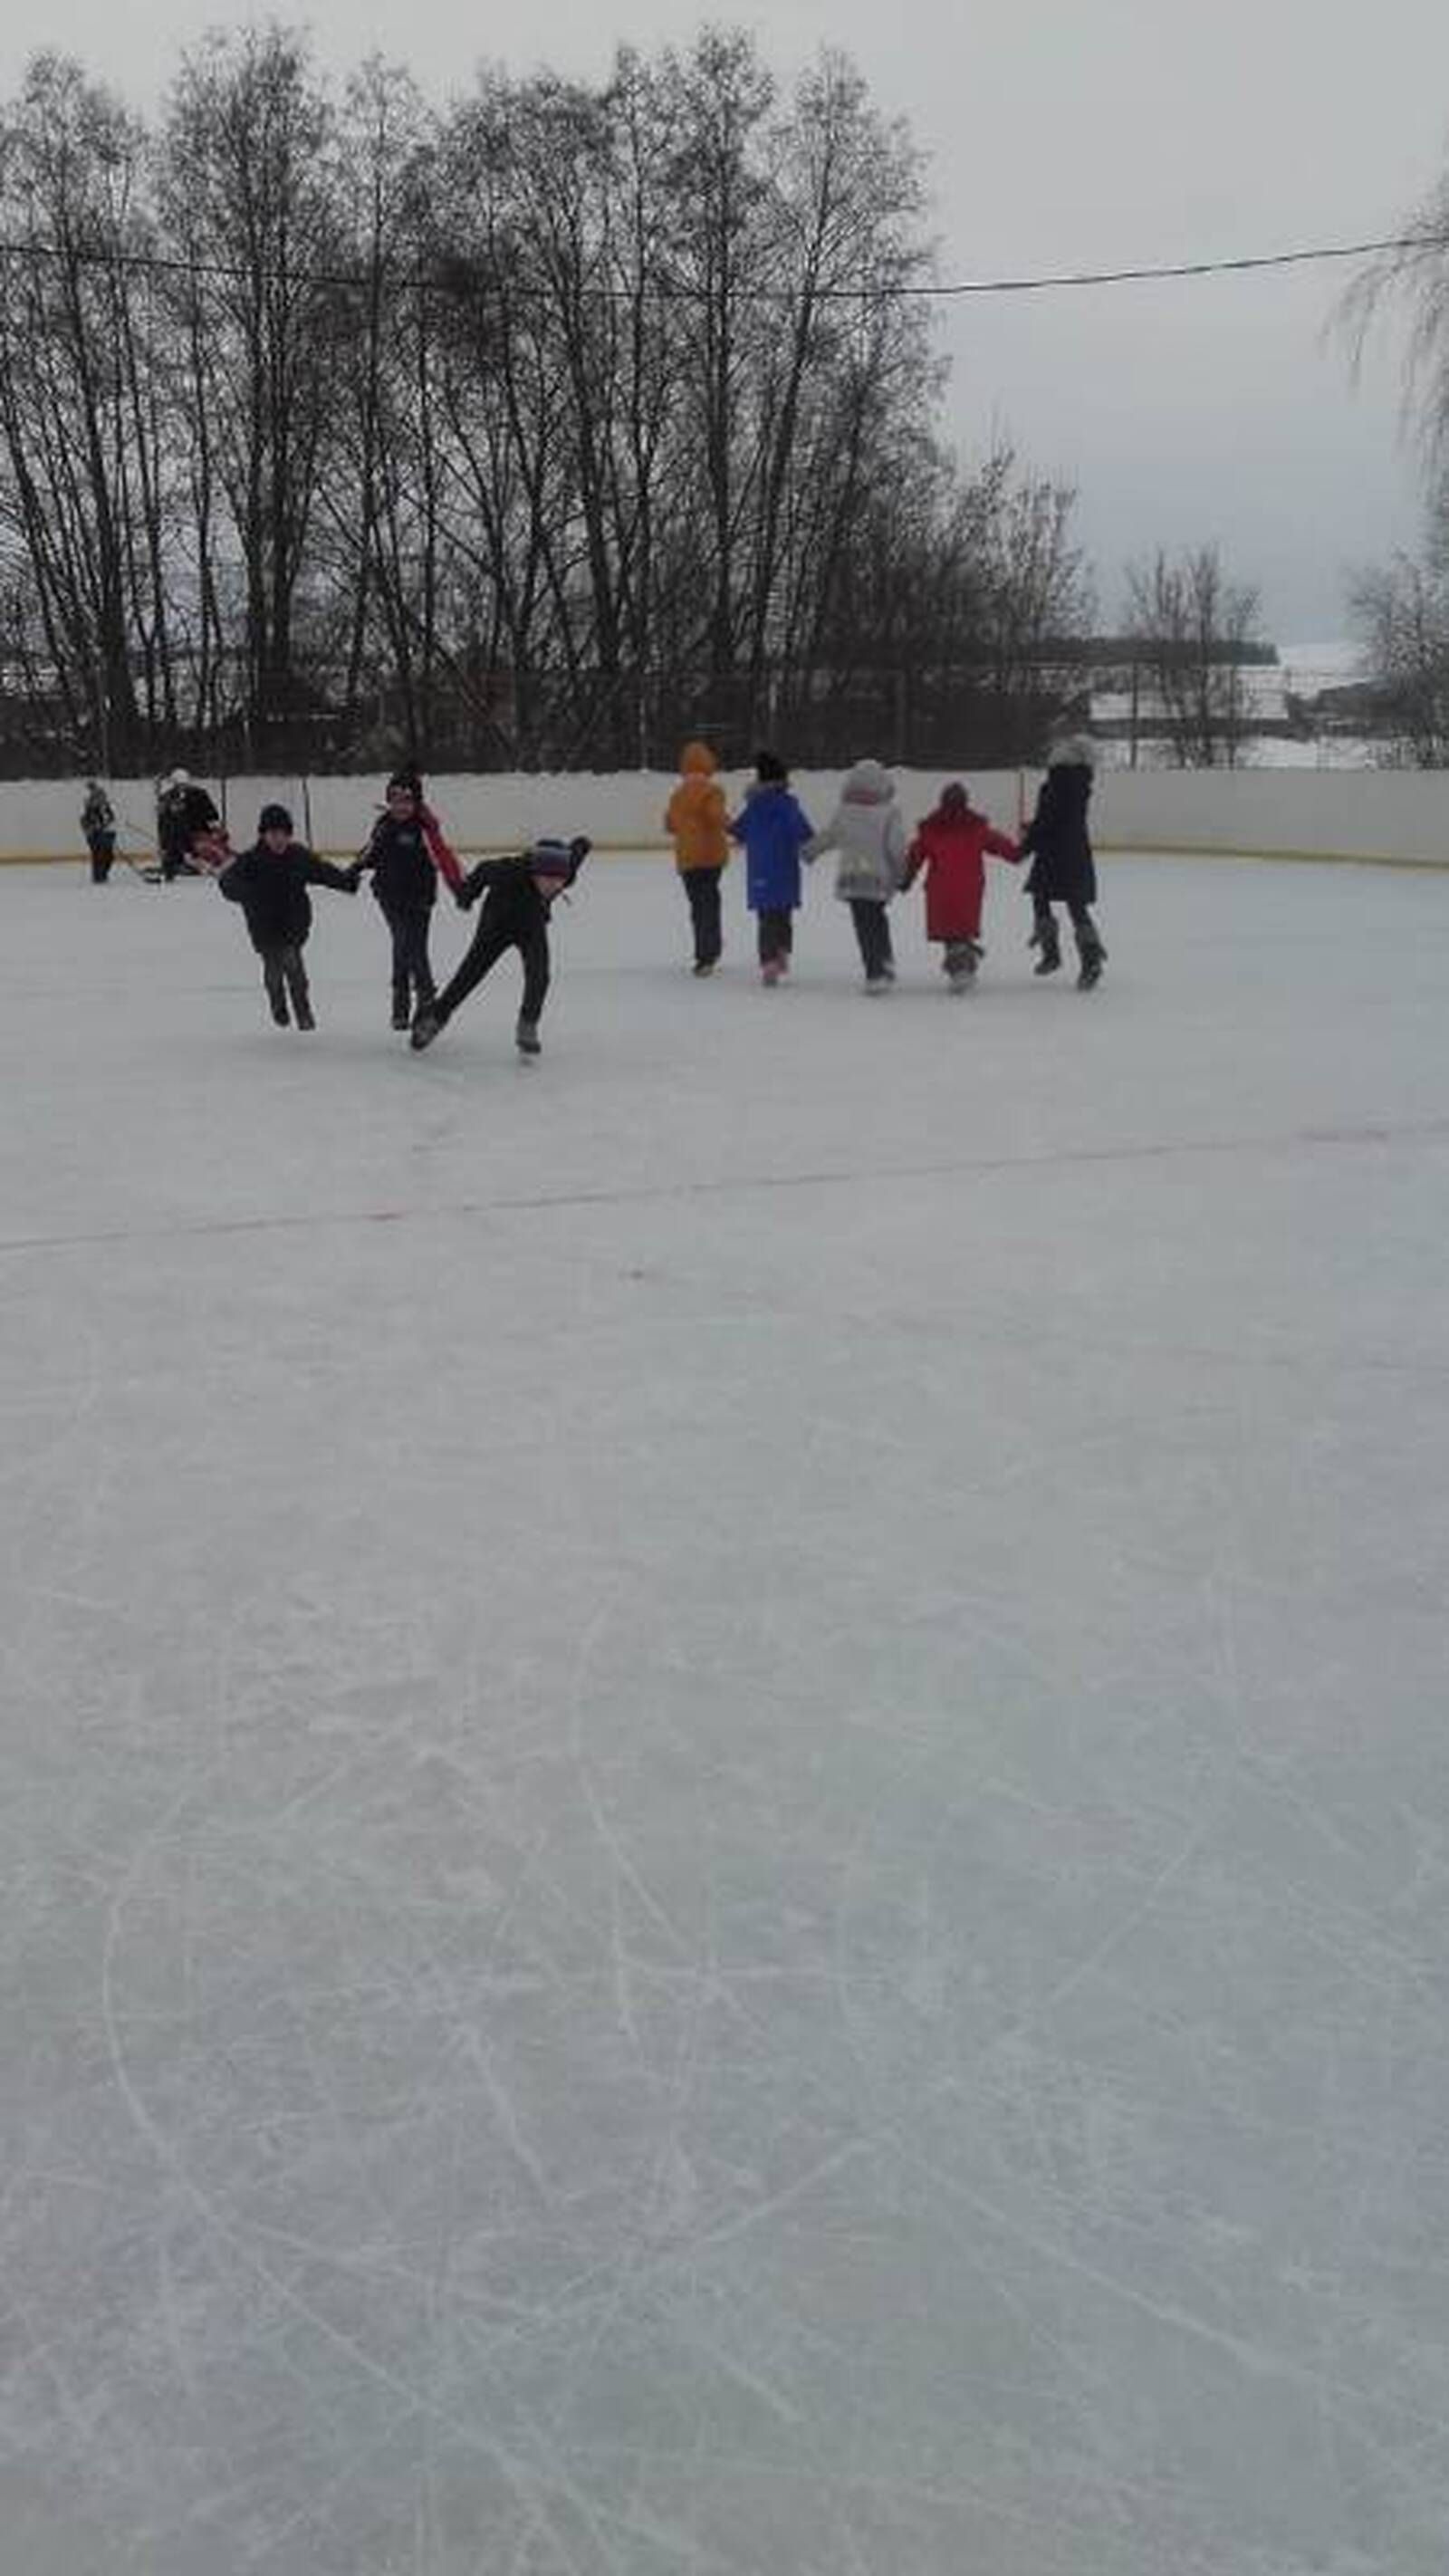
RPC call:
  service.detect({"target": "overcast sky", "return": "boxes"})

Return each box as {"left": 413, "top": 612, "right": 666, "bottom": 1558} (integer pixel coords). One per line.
{"left": 5, "top": 0, "right": 1448, "bottom": 642}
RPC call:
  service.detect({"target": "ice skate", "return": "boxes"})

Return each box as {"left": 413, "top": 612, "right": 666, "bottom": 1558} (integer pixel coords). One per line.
{"left": 692, "top": 959, "right": 716, "bottom": 977}
{"left": 391, "top": 1004, "right": 411, "bottom": 1031}
{"left": 1075, "top": 926, "right": 1107, "bottom": 991}
{"left": 1030, "top": 920, "right": 1061, "bottom": 977}
{"left": 515, "top": 1016, "right": 542, "bottom": 1057}
{"left": 863, "top": 974, "right": 891, "bottom": 995}
{"left": 294, "top": 1000, "right": 316, "bottom": 1031}
{"left": 761, "top": 958, "right": 783, "bottom": 986}
{"left": 409, "top": 1007, "right": 443, "bottom": 1052}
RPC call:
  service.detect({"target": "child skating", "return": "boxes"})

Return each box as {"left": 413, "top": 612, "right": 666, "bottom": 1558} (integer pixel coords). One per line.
{"left": 665, "top": 741, "right": 730, "bottom": 974}
{"left": 1019, "top": 714, "right": 1107, "bottom": 989}
{"left": 354, "top": 769, "right": 464, "bottom": 1027}
{"left": 804, "top": 757, "right": 906, "bottom": 992}
{"left": 218, "top": 803, "right": 360, "bottom": 1030}
{"left": 410, "top": 836, "right": 590, "bottom": 1058}
{"left": 901, "top": 783, "right": 1021, "bottom": 988}
{"left": 728, "top": 753, "right": 814, "bottom": 985}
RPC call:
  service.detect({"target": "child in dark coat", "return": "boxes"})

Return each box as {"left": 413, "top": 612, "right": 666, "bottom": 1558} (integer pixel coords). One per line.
{"left": 82, "top": 781, "right": 117, "bottom": 883}
{"left": 727, "top": 752, "right": 814, "bottom": 985}
{"left": 354, "top": 769, "right": 464, "bottom": 1027}
{"left": 218, "top": 803, "right": 359, "bottom": 1030}
{"left": 902, "top": 783, "right": 1021, "bottom": 988}
{"left": 1019, "top": 719, "right": 1107, "bottom": 988}
{"left": 410, "top": 837, "right": 590, "bottom": 1058}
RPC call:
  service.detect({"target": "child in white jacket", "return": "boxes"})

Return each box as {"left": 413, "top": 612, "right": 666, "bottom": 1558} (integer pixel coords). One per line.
{"left": 806, "top": 758, "right": 907, "bottom": 990}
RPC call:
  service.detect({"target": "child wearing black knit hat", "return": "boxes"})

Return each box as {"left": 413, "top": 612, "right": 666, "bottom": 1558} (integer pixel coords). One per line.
{"left": 410, "top": 836, "right": 590, "bottom": 1058}
{"left": 352, "top": 770, "right": 465, "bottom": 1029}
{"left": 218, "top": 803, "right": 360, "bottom": 1031}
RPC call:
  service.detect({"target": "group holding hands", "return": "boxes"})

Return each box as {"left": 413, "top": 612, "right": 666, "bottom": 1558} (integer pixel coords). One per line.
{"left": 188, "top": 724, "right": 1105, "bottom": 1055}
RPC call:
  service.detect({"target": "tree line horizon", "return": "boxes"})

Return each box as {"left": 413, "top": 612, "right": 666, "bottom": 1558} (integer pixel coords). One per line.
{"left": 0, "top": 24, "right": 1397, "bottom": 782}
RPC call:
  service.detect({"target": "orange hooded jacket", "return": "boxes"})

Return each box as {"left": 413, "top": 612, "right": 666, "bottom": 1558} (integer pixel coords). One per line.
{"left": 665, "top": 743, "right": 729, "bottom": 872}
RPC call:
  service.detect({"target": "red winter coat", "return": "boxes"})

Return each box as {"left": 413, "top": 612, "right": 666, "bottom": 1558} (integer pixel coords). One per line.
{"left": 903, "top": 803, "right": 1020, "bottom": 941}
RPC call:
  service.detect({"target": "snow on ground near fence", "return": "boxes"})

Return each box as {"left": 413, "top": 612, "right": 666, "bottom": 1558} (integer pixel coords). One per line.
{"left": 5, "top": 854, "right": 1449, "bottom": 2574}
{"left": 5, "top": 762, "right": 1449, "bottom": 864}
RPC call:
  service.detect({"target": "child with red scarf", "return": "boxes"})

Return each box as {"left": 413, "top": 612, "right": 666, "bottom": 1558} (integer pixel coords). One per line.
{"left": 354, "top": 768, "right": 465, "bottom": 1028}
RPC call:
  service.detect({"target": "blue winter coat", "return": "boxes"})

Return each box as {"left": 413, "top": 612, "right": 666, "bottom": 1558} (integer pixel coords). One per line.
{"left": 729, "top": 783, "right": 814, "bottom": 913}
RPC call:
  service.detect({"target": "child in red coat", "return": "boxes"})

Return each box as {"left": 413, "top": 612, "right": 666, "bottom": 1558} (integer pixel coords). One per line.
{"left": 902, "top": 783, "right": 1021, "bottom": 988}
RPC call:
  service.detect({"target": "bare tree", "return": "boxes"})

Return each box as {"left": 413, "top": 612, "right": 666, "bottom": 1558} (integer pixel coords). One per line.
{"left": 1348, "top": 541, "right": 1449, "bottom": 766}
{"left": 158, "top": 27, "right": 345, "bottom": 757}
{"left": 1124, "top": 543, "right": 1262, "bottom": 767}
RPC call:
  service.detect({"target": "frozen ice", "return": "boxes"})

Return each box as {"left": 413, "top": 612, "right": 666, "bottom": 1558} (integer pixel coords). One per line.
{"left": 2, "top": 851, "right": 1448, "bottom": 2573}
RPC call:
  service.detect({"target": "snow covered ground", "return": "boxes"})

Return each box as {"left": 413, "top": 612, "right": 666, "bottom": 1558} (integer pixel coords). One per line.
{"left": 4, "top": 851, "right": 1449, "bottom": 2576}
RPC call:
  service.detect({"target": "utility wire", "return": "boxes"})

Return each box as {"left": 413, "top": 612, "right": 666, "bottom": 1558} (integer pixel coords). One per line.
{"left": 0, "top": 226, "right": 1443, "bottom": 301}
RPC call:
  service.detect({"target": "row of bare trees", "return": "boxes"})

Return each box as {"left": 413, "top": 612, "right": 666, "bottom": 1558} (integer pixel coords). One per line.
{"left": 0, "top": 28, "right": 1090, "bottom": 776}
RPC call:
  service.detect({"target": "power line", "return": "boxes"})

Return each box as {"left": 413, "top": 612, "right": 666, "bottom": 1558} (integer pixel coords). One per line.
{"left": 0, "top": 226, "right": 1444, "bottom": 302}
{"left": 905, "top": 233, "right": 1449, "bottom": 299}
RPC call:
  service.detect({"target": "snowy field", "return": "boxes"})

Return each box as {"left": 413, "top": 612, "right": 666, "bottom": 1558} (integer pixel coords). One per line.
{"left": 4, "top": 851, "right": 1449, "bottom": 2576}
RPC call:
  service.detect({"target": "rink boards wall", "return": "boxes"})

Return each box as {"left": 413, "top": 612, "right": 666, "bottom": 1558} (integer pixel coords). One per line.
{"left": 3, "top": 766, "right": 1447, "bottom": 870}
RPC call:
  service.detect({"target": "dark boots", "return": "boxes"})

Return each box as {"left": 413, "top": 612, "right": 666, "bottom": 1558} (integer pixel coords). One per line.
{"left": 1030, "top": 914, "right": 1061, "bottom": 976}
{"left": 1074, "top": 918, "right": 1107, "bottom": 990}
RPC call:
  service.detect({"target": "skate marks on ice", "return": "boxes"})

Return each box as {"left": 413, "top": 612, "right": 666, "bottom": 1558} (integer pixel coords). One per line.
{"left": 4, "top": 1109, "right": 1449, "bottom": 1262}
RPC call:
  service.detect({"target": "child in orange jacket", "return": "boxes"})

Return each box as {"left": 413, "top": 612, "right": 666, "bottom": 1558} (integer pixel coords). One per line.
{"left": 665, "top": 741, "right": 730, "bottom": 975}
{"left": 902, "top": 783, "right": 1021, "bottom": 989}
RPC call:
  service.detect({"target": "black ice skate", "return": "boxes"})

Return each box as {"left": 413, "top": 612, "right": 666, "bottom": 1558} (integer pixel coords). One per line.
{"left": 515, "top": 1016, "right": 542, "bottom": 1056}
{"left": 1030, "top": 920, "right": 1061, "bottom": 977}
{"left": 409, "top": 1007, "right": 443, "bottom": 1052}
{"left": 1075, "top": 927, "right": 1107, "bottom": 992}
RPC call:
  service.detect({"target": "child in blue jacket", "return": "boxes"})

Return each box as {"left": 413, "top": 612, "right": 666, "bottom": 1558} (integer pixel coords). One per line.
{"left": 728, "top": 752, "right": 814, "bottom": 985}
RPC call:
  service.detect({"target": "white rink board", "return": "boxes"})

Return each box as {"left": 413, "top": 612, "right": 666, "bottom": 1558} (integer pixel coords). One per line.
{"left": 6, "top": 762, "right": 1449, "bottom": 866}
{"left": 3, "top": 853, "right": 1449, "bottom": 2575}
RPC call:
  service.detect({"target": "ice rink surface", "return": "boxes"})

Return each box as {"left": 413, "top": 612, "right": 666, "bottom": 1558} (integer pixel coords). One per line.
{"left": 3, "top": 850, "right": 1448, "bottom": 2575}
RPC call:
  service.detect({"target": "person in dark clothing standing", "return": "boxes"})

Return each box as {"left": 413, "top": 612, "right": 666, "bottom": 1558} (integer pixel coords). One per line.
{"left": 157, "top": 769, "right": 221, "bottom": 879}
{"left": 218, "top": 802, "right": 359, "bottom": 1030}
{"left": 81, "top": 781, "right": 117, "bottom": 883}
{"left": 410, "top": 836, "right": 590, "bottom": 1058}
{"left": 354, "top": 769, "right": 464, "bottom": 1027}
{"left": 1019, "top": 715, "right": 1108, "bottom": 989}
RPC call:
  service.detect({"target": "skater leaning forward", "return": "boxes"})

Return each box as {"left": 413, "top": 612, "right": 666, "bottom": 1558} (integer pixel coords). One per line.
{"left": 665, "top": 740, "right": 730, "bottom": 975}
{"left": 410, "top": 836, "right": 590, "bottom": 1058}
{"left": 354, "top": 768, "right": 464, "bottom": 1028}
{"left": 218, "top": 803, "right": 360, "bottom": 1030}
{"left": 1019, "top": 712, "right": 1107, "bottom": 989}
{"left": 902, "top": 783, "right": 1021, "bottom": 988}
{"left": 728, "top": 752, "right": 813, "bottom": 985}
{"left": 156, "top": 768, "right": 220, "bottom": 880}
{"left": 805, "top": 757, "right": 906, "bottom": 992}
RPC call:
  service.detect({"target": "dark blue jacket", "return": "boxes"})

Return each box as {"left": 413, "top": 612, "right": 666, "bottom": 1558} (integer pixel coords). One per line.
{"left": 220, "top": 843, "right": 355, "bottom": 949}
{"left": 729, "top": 783, "right": 814, "bottom": 912}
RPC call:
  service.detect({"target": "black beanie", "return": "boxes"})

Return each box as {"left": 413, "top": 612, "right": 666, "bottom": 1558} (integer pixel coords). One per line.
{"left": 258, "top": 803, "right": 293, "bottom": 834}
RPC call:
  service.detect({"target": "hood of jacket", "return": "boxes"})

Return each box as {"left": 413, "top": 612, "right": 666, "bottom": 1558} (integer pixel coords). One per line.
{"left": 678, "top": 740, "right": 717, "bottom": 778}
{"left": 1047, "top": 732, "right": 1096, "bottom": 771}
{"left": 842, "top": 757, "right": 894, "bottom": 805}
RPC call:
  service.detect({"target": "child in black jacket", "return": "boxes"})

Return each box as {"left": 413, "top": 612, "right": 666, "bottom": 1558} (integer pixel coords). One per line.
{"left": 410, "top": 837, "right": 590, "bottom": 1057}
{"left": 354, "top": 769, "right": 464, "bottom": 1028}
{"left": 219, "top": 803, "right": 359, "bottom": 1029}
